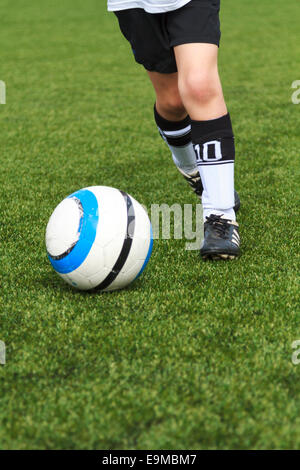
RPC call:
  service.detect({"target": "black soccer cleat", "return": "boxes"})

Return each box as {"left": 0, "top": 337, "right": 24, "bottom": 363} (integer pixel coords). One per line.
{"left": 179, "top": 168, "right": 203, "bottom": 198}
{"left": 200, "top": 214, "right": 241, "bottom": 260}
{"left": 178, "top": 168, "right": 240, "bottom": 213}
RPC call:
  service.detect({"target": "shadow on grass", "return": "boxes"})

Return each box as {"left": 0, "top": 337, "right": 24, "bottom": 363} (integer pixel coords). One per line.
{"left": 35, "top": 271, "right": 150, "bottom": 297}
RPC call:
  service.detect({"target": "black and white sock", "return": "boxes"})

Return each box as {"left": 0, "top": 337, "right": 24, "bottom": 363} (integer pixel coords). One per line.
{"left": 154, "top": 106, "right": 198, "bottom": 175}
{"left": 191, "top": 113, "right": 236, "bottom": 221}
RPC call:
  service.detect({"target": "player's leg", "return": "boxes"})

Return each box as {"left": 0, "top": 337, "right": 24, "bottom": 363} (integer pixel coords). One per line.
{"left": 174, "top": 43, "right": 240, "bottom": 259}
{"left": 148, "top": 70, "right": 203, "bottom": 191}
{"left": 113, "top": 7, "right": 238, "bottom": 211}
{"left": 113, "top": 5, "right": 240, "bottom": 258}
{"left": 175, "top": 44, "right": 227, "bottom": 120}
{"left": 147, "top": 71, "right": 186, "bottom": 121}
{"left": 113, "top": 10, "right": 199, "bottom": 191}
{"left": 148, "top": 69, "right": 240, "bottom": 209}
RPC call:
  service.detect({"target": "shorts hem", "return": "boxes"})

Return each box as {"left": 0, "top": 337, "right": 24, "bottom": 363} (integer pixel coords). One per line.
{"left": 142, "top": 62, "right": 178, "bottom": 74}
{"left": 170, "top": 37, "right": 220, "bottom": 48}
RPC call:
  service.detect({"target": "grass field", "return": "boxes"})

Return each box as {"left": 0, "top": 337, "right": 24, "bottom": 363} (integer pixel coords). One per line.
{"left": 0, "top": 0, "right": 299, "bottom": 450}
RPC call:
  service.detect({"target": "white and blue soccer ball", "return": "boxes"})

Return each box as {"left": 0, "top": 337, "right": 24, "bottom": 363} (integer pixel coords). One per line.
{"left": 45, "top": 186, "right": 153, "bottom": 291}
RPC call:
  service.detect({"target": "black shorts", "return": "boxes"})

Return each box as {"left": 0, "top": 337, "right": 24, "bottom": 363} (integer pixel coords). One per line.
{"left": 114, "top": 0, "right": 221, "bottom": 74}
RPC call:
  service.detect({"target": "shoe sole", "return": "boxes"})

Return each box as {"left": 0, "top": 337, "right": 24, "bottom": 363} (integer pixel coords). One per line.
{"left": 201, "top": 253, "right": 239, "bottom": 261}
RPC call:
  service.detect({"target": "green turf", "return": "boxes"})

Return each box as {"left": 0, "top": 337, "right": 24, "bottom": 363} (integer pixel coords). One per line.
{"left": 0, "top": 0, "right": 299, "bottom": 450}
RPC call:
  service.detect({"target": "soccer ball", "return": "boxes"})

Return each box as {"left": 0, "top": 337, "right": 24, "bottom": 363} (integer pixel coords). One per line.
{"left": 45, "top": 186, "right": 153, "bottom": 291}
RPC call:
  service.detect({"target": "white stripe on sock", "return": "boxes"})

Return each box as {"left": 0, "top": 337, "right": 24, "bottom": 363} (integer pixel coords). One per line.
{"left": 163, "top": 125, "right": 191, "bottom": 137}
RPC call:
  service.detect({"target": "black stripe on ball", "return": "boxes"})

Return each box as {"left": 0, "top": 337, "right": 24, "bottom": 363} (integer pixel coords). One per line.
{"left": 95, "top": 190, "right": 136, "bottom": 291}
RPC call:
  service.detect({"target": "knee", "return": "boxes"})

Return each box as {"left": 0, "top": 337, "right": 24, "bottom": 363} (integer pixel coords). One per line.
{"left": 179, "top": 72, "right": 220, "bottom": 105}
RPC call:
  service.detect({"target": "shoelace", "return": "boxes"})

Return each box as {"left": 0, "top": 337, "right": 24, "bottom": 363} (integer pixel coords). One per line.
{"left": 205, "top": 214, "right": 229, "bottom": 238}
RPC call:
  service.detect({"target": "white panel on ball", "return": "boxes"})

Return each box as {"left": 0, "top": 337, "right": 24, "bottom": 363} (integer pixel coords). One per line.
{"left": 45, "top": 198, "right": 82, "bottom": 257}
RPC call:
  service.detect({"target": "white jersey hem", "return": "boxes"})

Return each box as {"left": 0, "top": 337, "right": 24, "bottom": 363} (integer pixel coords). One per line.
{"left": 107, "top": 0, "right": 191, "bottom": 14}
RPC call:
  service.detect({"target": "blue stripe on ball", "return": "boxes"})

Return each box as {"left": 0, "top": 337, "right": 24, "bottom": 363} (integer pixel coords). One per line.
{"left": 48, "top": 189, "right": 99, "bottom": 274}
{"left": 134, "top": 224, "right": 153, "bottom": 280}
